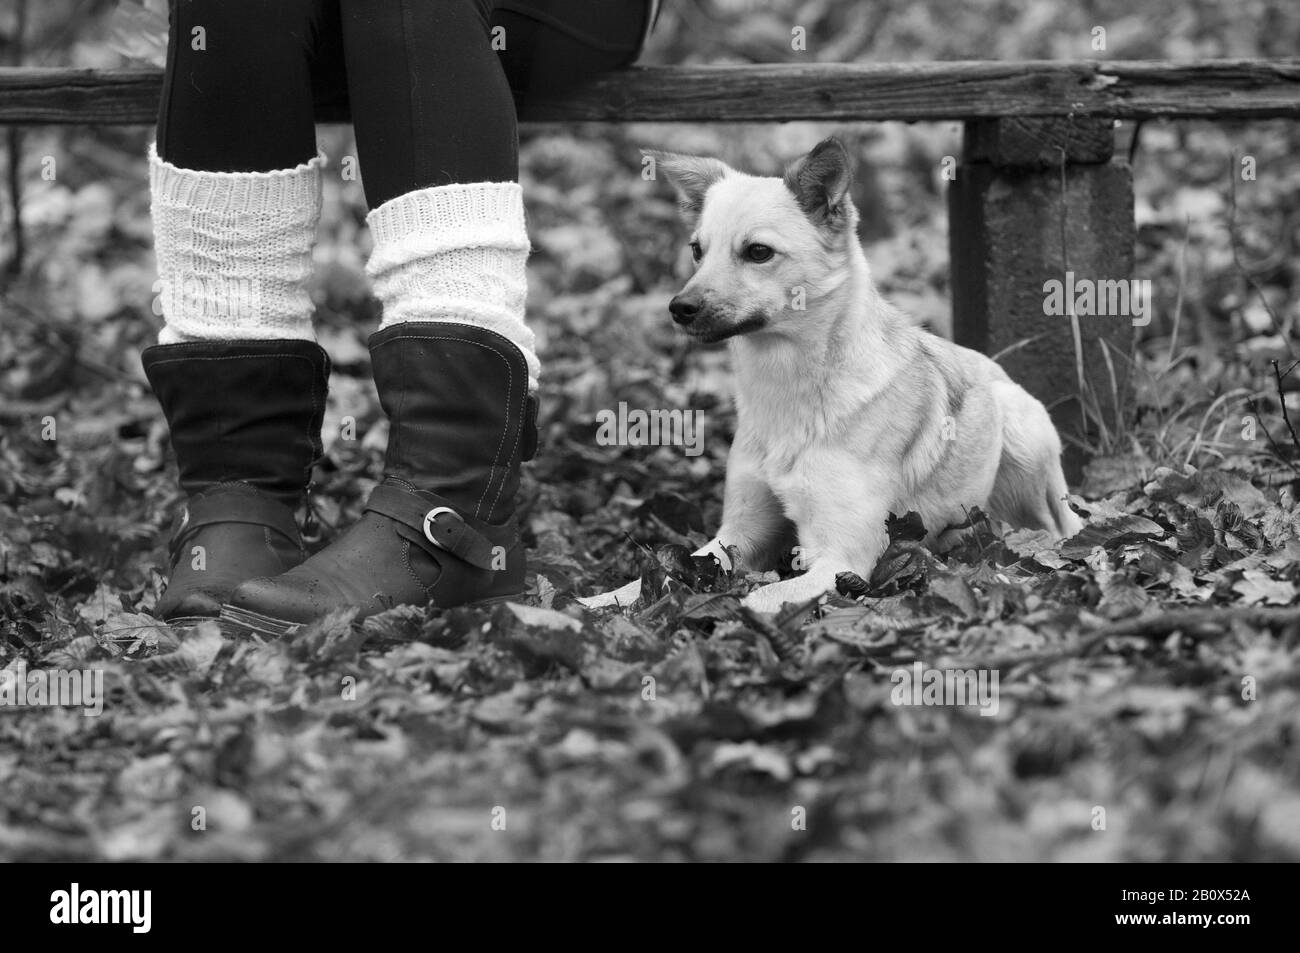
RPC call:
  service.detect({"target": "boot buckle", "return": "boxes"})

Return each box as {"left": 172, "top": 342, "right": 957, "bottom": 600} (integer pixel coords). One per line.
{"left": 422, "top": 507, "right": 462, "bottom": 549}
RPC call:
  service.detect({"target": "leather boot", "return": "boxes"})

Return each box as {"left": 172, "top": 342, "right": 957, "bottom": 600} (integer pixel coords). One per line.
{"left": 224, "top": 323, "right": 537, "bottom": 633}
{"left": 142, "top": 340, "right": 329, "bottom": 619}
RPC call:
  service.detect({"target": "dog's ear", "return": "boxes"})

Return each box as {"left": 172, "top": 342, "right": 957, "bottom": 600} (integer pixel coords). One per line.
{"left": 783, "top": 138, "right": 854, "bottom": 228}
{"left": 644, "top": 150, "right": 730, "bottom": 221}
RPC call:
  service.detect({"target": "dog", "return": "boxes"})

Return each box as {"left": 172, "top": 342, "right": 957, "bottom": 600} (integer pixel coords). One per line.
{"left": 648, "top": 137, "right": 1084, "bottom": 614}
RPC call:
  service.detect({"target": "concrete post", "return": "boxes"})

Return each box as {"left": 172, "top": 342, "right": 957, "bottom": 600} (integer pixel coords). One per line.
{"left": 948, "top": 117, "right": 1136, "bottom": 482}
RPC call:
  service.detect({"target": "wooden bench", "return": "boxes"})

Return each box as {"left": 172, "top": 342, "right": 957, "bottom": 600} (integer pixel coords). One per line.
{"left": 4, "top": 60, "right": 1300, "bottom": 475}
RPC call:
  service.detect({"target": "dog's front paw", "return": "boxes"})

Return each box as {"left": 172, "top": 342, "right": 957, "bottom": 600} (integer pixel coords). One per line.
{"left": 741, "top": 574, "right": 835, "bottom": 614}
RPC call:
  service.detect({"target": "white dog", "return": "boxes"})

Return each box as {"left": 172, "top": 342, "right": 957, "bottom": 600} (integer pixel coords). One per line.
{"left": 649, "top": 138, "right": 1083, "bottom": 613}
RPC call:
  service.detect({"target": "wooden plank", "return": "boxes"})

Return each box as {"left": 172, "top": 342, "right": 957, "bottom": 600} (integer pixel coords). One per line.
{"left": 1, "top": 60, "right": 1299, "bottom": 125}
{"left": 964, "top": 117, "right": 1114, "bottom": 167}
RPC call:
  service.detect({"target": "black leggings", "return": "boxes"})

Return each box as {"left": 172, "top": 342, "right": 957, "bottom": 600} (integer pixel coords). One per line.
{"left": 156, "top": 0, "right": 653, "bottom": 207}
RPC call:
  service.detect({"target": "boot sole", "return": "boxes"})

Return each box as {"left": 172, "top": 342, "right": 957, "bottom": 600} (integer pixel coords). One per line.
{"left": 218, "top": 605, "right": 305, "bottom": 639}
{"left": 218, "top": 594, "right": 521, "bottom": 639}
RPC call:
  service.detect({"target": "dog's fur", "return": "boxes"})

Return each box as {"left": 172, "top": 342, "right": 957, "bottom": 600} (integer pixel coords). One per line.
{"left": 649, "top": 138, "right": 1084, "bottom": 613}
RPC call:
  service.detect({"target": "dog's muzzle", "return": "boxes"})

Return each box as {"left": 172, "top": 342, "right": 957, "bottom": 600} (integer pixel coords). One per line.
{"left": 668, "top": 301, "right": 770, "bottom": 344}
{"left": 669, "top": 293, "right": 702, "bottom": 326}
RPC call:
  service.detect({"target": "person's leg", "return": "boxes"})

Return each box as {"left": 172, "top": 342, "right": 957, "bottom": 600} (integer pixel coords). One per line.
{"left": 226, "top": 0, "right": 530, "bottom": 630}
{"left": 335, "top": 0, "right": 657, "bottom": 202}
{"left": 145, "top": 0, "right": 334, "bottom": 619}
{"left": 226, "top": 0, "right": 656, "bottom": 627}
{"left": 337, "top": 0, "right": 657, "bottom": 385}
{"left": 152, "top": 0, "right": 331, "bottom": 344}
{"left": 334, "top": 0, "right": 536, "bottom": 407}
{"left": 156, "top": 0, "right": 321, "bottom": 171}
{"left": 492, "top": 0, "right": 657, "bottom": 106}
{"left": 341, "top": 0, "right": 518, "bottom": 198}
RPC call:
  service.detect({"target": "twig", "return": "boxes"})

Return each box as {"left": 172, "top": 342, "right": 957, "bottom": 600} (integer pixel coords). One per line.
{"left": 1166, "top": 217, "right": 1189, "bottom": 366}
{"left": 1090, "top": 606, "right": 1300, "bottom": 642}
{"left": 989, "top": 605, "right": 1300, "bottom": 676}
{"left": 1126, "top": 120, "right": 1144, "bottom": 167}
{"left": 1228, "top": 152, "right": 1293, "bottom": 357}
{"left": 1058, "top": 148, "right": 1088, "bottom": 440}
{"left": 4, "top": 0, "right": 28, "bottom": 282}
{"left": 1240, "top": 373, "right": 1300, "bottom": 477}
{"left": 1269, "top": 359, "right": 1300, "bottom": 461}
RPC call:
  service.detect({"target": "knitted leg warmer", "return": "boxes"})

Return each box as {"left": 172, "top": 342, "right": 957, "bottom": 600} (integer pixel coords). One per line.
{"left": 149, "top": 144, "right": 324, "bottom": 343}
{"left": 365, "top": 182, "right": 539, "bottom": 391}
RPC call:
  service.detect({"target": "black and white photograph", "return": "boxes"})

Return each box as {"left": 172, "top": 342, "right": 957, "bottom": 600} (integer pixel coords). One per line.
{"left": 0, "top": 0, "right": 1296, "bottom": 896}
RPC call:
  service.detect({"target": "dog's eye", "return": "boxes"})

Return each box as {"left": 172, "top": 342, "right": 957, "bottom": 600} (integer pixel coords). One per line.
{"left": 745, "top": 244, "right": 775, "bottom": 263}
{"left": 689, "top": 241, "right": 702, "bottom": 262}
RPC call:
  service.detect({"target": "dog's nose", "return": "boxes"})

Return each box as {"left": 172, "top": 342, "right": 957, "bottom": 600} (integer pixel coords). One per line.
{"left": 669, "top": 294, "right": 703, "bottom": 325}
